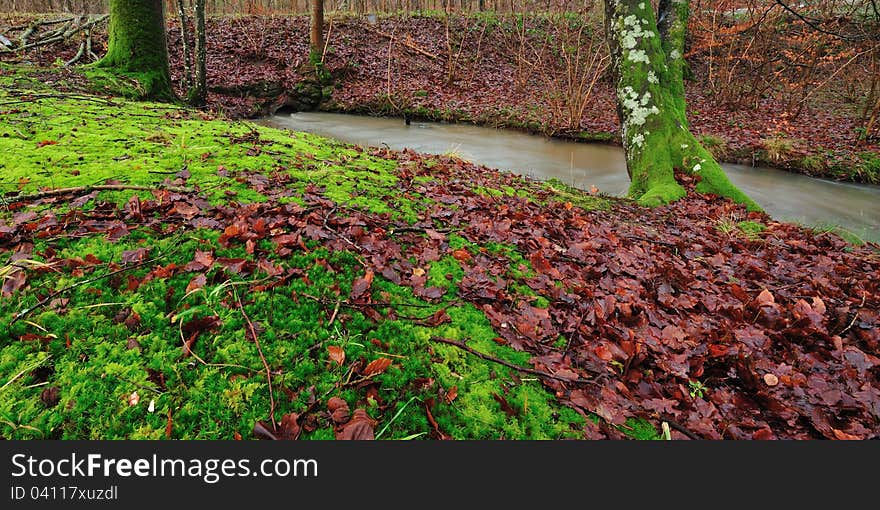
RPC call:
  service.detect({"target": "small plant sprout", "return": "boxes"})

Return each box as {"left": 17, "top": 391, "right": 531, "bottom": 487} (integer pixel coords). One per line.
{"left": 688, "top": 380, "right": 708, "bottom": 399}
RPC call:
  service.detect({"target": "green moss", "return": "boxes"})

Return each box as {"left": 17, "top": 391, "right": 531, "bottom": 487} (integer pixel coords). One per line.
{"left": 854, "top": 152, "right": 880, "bottom": 184}
{"left": 618, "top": 417, "right": 662, "bottom": 440}
{"left": 737, "top": 220, "right": 766, "bottom": 240}
{"left": 699, "top": 134, "right": 730, "bottom": 160}
{"left": 427, "top": 255, "right": 465, "bottom": 293}
{"left": 0, "top": 63, "right": 658, "bottom": 440}
{"left": 97, "top": 0, "right": 174, "bottom": 100}
{"left": 542, "top": 179, "right": 612, "bottom": 211}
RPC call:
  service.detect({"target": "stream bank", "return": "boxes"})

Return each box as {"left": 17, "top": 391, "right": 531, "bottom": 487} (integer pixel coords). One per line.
{"left": 1, "top": 13, "right": 878, "bottom": 182}
{"left": 265, "top": 111, "right": 880, "bottom": 243}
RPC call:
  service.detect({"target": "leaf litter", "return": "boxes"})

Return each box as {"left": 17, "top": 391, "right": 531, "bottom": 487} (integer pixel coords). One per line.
{"left": 1, "top": 136, "right": 878, "bottom": 440}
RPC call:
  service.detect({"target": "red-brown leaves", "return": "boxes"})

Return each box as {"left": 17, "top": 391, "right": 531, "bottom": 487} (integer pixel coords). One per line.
{"left": 328, "top": 397, "right": 350, "bottom": 424}
{"left": 493, "top": 393, "right": 519, "bottom": 418}
{"left": 327, "top": 398, "right": 376, "bottom": 440}
{"left": 350, "top": 270, "right": 374, "bottom": 300}
{"left": 417, "top": 308, "right": 452, "bottom": 327}
{"left": 181, "top": 315, "right": 222, "bottom": 357}
{"left": 328, "top": 345, "right": 346, "bottom": 366}
{"left": 452, "top": 248, "right": 472, "bottom": 262}
{"left": 40, "top": 386, "right": 60, "bottom": 408}
{"left": 1, "top": 267, "right": 26, "bottom": 296}
{"left": 186, "top": 273, "right": 207, "bottom": 293}
{"left": 171, "top": 202, "right": 200, "bottom": 220}
{"left": 3, "top": 115, "right": 878, "bottom": 441}
{"left": 277, "top": 413, "right": 302, "bottom": 440}
{"left": 121, "top": 247, "right": 150, "bottom": 265}
{"left": 336, "top": 409, "right": 376, "bottom": 440}
{"left": 363, "top": 357, "right": 392, "bottom": 377}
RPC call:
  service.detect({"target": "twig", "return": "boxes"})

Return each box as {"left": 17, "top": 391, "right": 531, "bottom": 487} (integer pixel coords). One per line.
{"left": 10, "top": 246, "right": 181, "bottom": 328}
{"left": 388, "top": 226, "right": 456, "bottom": 235}
{"left": 320, "top": 14, "right": 334, "bottom": 64}
{"left": 235, "top": 288, "right": 276, "bottom": 431}
{"left": 9, "top": 184, "right": 193, "bottom": 203}
{"left": 660, "top": 417, "right": 702, "bottom": 440}
{"left": 622, "top": 234, "right": 678, "bottom": 248}
{"left": 836, "top": 291, "right": 867, "bottom": 336}
{"left": 177, "top": 319, "right": 259, "bottom": 373}
{"left": 430, "top": 336, "right": 596, "bottom": 384}
{"left": 300, "top": 293, "right": 435, "bottom": 309}
{"left": 773, "top": 0, "right": 854, "bottom": 41}
{"left": 0, "top": 355, "right": 52, "bottom": 391}
{"left": 327, "top": 298, "right": 341, "bottom": 327}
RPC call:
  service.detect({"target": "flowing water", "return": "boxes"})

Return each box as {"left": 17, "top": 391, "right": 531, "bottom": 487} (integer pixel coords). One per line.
{"left": 264, "top": 112, "right": 880, "bottom": 243}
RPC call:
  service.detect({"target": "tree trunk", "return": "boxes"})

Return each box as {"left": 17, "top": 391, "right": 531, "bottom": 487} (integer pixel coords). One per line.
{"left": 97, "top": 0, "right": 174, "bottom": 100}
{"left": 175, "top": 0, "right": 193, "bottom": 92}
{"left": 604, "top": 0, "right": 758, "bottom": 210}
{"left": 190, "top": 0, "right": 207, "bottom": 106}
{"left": 310, "top": 0, "right": 324, "bottom": 59}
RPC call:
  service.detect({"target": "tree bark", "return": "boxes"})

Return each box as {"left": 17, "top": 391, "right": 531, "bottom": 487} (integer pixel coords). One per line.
{"left": 175, "top": 0, "right": 193, "bottom": 92}
{"left": 190, "top": 0, "right": 207, "bottom": 106}
{"left": 310, "top": 0, "right": 324, "bottom": 59}
{"left": 97, "top": 0, "right": 174, "bottom": 100}
{"left": 604, "top": 0, "right": 758, "bottom": 210}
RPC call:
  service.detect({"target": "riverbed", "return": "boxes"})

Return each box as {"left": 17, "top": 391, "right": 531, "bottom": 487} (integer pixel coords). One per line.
{"left": 264, "top": 112, "right": 880, "bottom": 243}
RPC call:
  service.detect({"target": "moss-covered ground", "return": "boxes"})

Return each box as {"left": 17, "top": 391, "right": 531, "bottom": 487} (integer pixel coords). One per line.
{"left": 0, "top": 64, "right": 664, "bottom": 440}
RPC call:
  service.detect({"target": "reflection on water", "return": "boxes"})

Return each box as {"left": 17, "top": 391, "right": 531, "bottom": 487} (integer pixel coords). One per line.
{"left": 263, "top": 112, "right": 880, "bottom": 243}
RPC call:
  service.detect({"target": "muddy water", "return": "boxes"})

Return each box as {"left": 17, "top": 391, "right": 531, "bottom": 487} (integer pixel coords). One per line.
{"left": 264, "top": 112, "right": 880, "bottom": 243}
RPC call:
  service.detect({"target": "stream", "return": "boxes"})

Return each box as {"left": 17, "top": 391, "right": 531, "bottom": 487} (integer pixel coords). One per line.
{"left": 264, "top": 112, "right": 880, "bottom": 243}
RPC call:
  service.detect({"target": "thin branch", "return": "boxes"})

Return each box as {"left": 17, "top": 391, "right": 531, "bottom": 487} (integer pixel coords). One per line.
{"left": 1, "top": 15, "right": 108, "bottom": 54}
{"left": 0, "top": 355, "right": 52, "bottom": 391}
{"left": 773, "top": 0, "right": 855, "bottom": 41}
{"left": 10, "top": 245, "right": 182, "bottom": 328}
{"left": 836, "top": 291, "right": 867, "bottom": 336}
{"left": 430, "top": 336, "right": 597, "bottom": 384}
{"left": 235, "top": 288, "right": 277, "bottom": 431}
{"left": 9, "top": 184, "right": 193, "bottom": 203}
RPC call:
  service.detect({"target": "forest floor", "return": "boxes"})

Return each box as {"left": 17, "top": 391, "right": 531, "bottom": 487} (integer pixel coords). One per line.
{"left": 1, "top": 63, "right": 879, "bottom": 440}
{"left": 1, "top": 13, "right": 879, "bottom": 183}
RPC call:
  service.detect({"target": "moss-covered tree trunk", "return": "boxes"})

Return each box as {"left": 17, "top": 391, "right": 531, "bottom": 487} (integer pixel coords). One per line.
{"left": 604, "top": 0, "right": 758, "bottom": 209}
{"left": 98, "top": 0, "right": 174, "bottom": 101}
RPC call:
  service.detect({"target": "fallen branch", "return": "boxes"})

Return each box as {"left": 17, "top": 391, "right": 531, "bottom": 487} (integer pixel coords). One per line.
{"left": 2, "top": 15, "right": 108, "bottom": 54}
{"left": 430, "top": 336, "right": 597, "bottom": 384}
{"left": 365, "top": 27, "right": 438, "bottom": 60}
{"left": 10, "top": 244, "right": 181, "bottom": 328}
{"left": 662, "top": 418, "right": 702, "bottom": 440}
{"left": 9, "top": 184, "right": 193, "bottom": 203}
{"left": 300, "top": 293, "right": 436, "bottom": 309}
